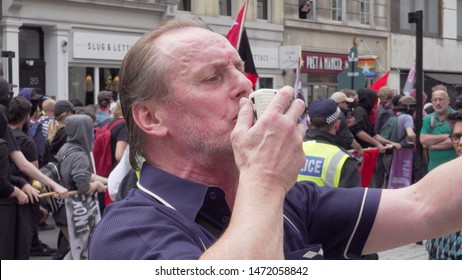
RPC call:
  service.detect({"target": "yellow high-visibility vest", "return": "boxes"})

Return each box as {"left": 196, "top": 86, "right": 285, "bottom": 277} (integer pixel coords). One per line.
{"left": 297, "top": 141, "right": 350, "bottom": 187}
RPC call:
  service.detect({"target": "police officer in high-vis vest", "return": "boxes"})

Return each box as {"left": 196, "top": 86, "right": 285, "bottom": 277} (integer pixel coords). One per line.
{"left": 298, "top": 98, "right": 361, "bottom": 188}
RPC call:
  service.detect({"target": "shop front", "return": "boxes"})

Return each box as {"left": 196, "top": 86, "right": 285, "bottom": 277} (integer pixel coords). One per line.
{"left": 68, "top": 31, "right": 140, "bottom": 105}
{"left": 301, "top": 51, "right": 348, "bottom": 103}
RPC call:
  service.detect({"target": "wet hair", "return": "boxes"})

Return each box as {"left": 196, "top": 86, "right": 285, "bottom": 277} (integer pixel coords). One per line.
{"left": 119, "top": 18, "right": 210, "bottom": 170}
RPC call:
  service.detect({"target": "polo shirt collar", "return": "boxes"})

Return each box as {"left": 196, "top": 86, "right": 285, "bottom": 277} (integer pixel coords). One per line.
{"left": 139, "top": 163, "right": 210, "bottom": 221}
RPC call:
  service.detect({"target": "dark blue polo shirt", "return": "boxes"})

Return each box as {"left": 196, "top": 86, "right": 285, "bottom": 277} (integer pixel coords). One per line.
{"left": 89, "top": 164, "right": 381, "bottom": 260}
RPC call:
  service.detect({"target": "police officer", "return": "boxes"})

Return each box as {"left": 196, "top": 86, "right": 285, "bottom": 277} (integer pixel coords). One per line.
{"left": 298, "top": 98, "right": 361, "bottom": 188}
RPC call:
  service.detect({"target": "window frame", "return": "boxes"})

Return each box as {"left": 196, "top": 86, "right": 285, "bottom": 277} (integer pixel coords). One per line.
{"left": 219, "top": 0, "right": 232, "bottom": 16}
{"left": 177, "top": 0, "right": 191, "bottom": 12}
{"left": 360, "top": 0, "right": 372, "bottom": 25}
{"left": 257, "top": 0, "right": 270, "bottom": 21}
{"left": 458, "top": 0, "right": 462, "bottom": 39}
{"left": 393, "top": 0, "right": 441, "bottom": 38}
{"left": 331, "top": 0, "right": 345, "bottom": 22}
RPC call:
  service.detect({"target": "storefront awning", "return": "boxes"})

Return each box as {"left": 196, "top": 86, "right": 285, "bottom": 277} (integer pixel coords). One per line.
{"left": 426, "top": 73, "right": 462, "bottom": 86}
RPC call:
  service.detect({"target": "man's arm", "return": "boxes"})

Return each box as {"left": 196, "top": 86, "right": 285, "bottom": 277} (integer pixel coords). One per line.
{"left": 355, "top": 130, "right": 385, "bottom": 152}
{"left": 405, "top": 127, "right": 416, "bottom": 144}
{"left": 201, "top": 87, "right": 306, "bottom": 259}
{"left": 427, "top": 137, "right": 453, "bottom": 150}
{"left": 9, "top": 150, "right": 68, "bottom": 198}
{"left": 363, "top": 155, "right": 462, "bottom": 254}
{"left": 420, "top": 133, "right": 450, "bottom": 148}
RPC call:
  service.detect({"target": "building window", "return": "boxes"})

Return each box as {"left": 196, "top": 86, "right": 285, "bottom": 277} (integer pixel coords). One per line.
{"left": 458, "top": 0, "right": 462, "bottom": 39}
{"left": 69, "top": 67, "right": 94, "bottom": 106}
{"left": 299, "top": 0, "right": 314, "bottom": 20}
{"left": 219, "top": 0, "right": 231, "bottom": 16}
{"left": 19, "top": 27, "right": 43, "bottom": 60}
{"left": 257, "top": 0, "right": 268, "bottom": 20}
{"left": 331, "top": 0, "right": 344, "bottom": 21}
{"left": 257, "top": 77, "right": 274, "bottom": 89}
{"left": 398, "top": 0, "right": 440, "bottom": 37}
{"left": 178, "top": 0, "right": 191, "bottom": 11}
{"left": 360, "top": 0, "right": 371, "bottom": 25}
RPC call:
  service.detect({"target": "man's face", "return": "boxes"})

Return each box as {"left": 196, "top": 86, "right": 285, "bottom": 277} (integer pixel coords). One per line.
{"left": 452, "top": 121, "right": 462, "bottom": 157}
{"left": 155, "top": 28, "right": 253, "bottom": 156}
{"left": 431, "top": 90, "right": 450, "bottom": 114}
{"left": 338, "top": 100, "right": 349, "bottom": 110}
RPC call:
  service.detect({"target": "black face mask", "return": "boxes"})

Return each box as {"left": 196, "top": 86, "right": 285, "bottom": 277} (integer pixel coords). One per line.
{"left": 405, "top": 106, "right": 416, "bottom": 116}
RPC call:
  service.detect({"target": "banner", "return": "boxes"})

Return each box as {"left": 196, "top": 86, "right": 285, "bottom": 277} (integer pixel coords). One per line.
{"left": 65, "top": 193, "right": 101, "bottom": 260}
{"left": 387, "top": 147, "right": 413, "bottom": 189}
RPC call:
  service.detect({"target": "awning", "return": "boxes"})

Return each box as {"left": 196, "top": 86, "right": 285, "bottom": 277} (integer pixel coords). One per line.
{"left": 425, "top": 73, "right": 462, "bottom": 86}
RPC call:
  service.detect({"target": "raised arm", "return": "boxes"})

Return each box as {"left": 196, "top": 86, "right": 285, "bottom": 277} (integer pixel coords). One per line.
{"left": 363, "top": 155, "right": 462, "bottom": 254}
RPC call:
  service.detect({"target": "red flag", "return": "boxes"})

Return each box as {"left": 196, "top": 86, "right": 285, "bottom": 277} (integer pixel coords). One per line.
{"left": 358, "top": 149, "right": 379, "bottom": 187}
{"left": 369, "top": 70, "right": 390, "bottom": 91}
{"left": 226, "top": 2, "right": 247, "bottom": 49}
{"left": 368, "top": 70, "right": 390, "bottom": 124}
{"left": 226, "top": 2, "right": 258, "bottom": 87}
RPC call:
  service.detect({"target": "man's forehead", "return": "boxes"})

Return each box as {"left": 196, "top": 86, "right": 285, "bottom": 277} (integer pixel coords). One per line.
{"left": 432, "top": 90, "right": 447, "bottom": 97}
{"left": 158, "top": 28, "right": 229, "bottom": 55}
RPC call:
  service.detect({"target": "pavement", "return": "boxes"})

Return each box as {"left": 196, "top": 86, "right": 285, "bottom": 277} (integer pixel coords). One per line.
{"left": 32, "top": 217, "right": 429, "bottom": 260}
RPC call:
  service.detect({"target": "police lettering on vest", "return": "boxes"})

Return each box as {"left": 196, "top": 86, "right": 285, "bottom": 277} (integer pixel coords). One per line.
{"left": 297, "top": 142, "right": 350, "bottom": 187}
{"left": 300, "top": 156, "right": 325, "bottom": 177}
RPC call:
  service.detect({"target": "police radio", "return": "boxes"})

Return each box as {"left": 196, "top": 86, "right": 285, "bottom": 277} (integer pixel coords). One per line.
{"left": 249, "top": 88, "right": 277, "bottom": 121}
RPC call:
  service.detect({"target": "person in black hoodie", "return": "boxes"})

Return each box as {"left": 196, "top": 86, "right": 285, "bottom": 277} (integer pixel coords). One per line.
{"left": 350, "top": 88, "right": 400, "bottom": 152}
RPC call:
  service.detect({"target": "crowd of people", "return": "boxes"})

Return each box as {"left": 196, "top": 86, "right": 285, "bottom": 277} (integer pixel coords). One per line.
{"left": 0, "top": 79, "right": 128, "bottom": 259}
{"left": 1, "top": 17, "right": 462, "bottom": 260}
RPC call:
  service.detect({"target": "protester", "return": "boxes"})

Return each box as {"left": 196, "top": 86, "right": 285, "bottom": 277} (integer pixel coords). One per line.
{"left": 374, "top": 87, "right": 397, "bottom": 188}
{"left": 375, "top": 87, "right": 395, "bottom": 133}
{"left": 38, "top": 98, "right": 56, "bottom": 138}
{"left": 456, "top": 94, "right": 462, "bottom": 110}
{"left": 0, "top": 78, "right": 68, "bottom": 198}
{"left": 47, "top": 100, "right": 75, "bottom": 161}
{"left": 330, "top": 91, "right": 363, "bottom": 156}
{"left": 96, "top": 91, "right": 112, "bottom": 126}
{"left": 298, "top": 98, "right": 361, "bottom": 188}
{"left": 7, "top": 96, "right": 55, "bottom": 258}
{"left": 426, "top": 109, "right": 462, "bottom": 259}
{"left": 350, "top": 87, "right": 400, "bottom": 154}
{"left": 54, "top": 114, "right": 106, "bottom": 259}
{"left": 0, "top": 108, "right": 32, "bottom": 260}
{"left": 420, "top": 84, "right": 457, "bottom": 171}
{"left": 90, "top": 18, "right": 462, "bottom": 260}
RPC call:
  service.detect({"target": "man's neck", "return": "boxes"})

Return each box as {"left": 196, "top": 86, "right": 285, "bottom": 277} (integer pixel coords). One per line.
{"left": 146, "top": 146, "right": 240, "bottom": 209}
{"left": 436, "top": 109, "right": 449, "bottom": 120}
{"left": 8, "top": 123, "right": 23, "bottom": 130}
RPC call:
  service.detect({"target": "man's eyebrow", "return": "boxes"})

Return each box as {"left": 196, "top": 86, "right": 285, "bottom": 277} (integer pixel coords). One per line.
{"left": 235, "top": 58, "right": 245, "bottom": 69}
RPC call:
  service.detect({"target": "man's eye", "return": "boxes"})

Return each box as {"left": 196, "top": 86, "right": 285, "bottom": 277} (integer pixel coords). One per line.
{"left": 206, "top": 75, "right": 219, "bottom": 83}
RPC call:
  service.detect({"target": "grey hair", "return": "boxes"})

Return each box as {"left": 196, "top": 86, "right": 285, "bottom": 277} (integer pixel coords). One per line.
{"left": 119, "top": 18, "right": 210, "bottom": 170}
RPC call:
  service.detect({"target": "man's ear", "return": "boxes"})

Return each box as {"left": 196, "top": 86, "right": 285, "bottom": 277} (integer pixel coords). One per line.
{"left": 132, "top": 102, "right": 168, "bottom": 137}
{"left": 333, "top": 118, "right": 341, "bottom": 131}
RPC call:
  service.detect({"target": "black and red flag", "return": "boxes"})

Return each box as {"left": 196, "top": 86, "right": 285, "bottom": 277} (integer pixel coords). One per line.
{"left": 226, "top": 1, "right": 259, "bottom": 87}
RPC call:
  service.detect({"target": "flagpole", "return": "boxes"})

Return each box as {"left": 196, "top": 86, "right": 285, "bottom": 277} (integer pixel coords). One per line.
{"left": 237, "top": 0, "right": 249, "bottom": 49}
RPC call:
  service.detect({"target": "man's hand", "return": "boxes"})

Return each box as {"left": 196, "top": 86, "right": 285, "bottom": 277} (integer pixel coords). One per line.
{"left": 231, "top": 86, "right": 306, "bottom": 195}
{"left": 21, "top": 183, "right": 40, "bottom": 203}
{"left": 52, "top": 184, "right": 69, "bottom": 199}
{"left": 11, "top": 186, "right": 29, "bottom": 205}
